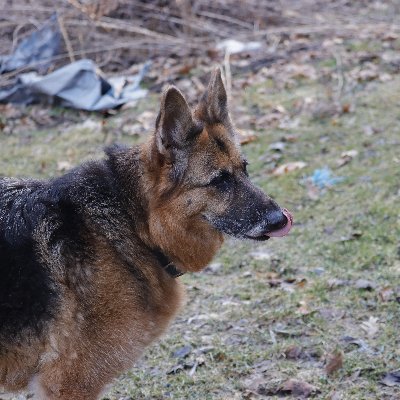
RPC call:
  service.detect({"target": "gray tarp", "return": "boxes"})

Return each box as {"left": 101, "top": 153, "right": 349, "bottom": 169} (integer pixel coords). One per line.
{"left": 0, "top": 14, "right": 61, "bottom": 74}
{"left": 0, "top": 59, "right": 149, "bottom": 111}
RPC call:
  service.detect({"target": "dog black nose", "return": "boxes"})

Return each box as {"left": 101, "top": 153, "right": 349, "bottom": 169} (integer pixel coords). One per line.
{"left": 266, "top": 209, "right": 288, "bottom": 231}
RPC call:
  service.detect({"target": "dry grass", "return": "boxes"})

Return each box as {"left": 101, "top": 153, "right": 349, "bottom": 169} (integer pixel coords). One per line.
{"left": 1, "top": 2, "right": 400, "bottom": 399}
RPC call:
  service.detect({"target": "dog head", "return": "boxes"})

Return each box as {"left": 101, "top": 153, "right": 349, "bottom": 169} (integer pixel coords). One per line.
{"left": 145, "top": 68, "right": 293, "bottom": 271}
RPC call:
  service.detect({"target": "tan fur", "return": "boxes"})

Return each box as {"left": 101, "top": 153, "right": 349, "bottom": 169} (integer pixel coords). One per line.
{"left": 1, "top": 236, "right": 184, "bottom": 399}
{"left": 0, "top": 69, "right": 283, "bottom": 399}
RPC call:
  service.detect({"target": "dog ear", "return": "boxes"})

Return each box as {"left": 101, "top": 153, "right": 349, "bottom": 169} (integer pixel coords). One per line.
{"left": 198, "top": 67, "right": 230, "bottom": 125}
{"left": 155, "top": 86, "right": 196, "bottom": 156}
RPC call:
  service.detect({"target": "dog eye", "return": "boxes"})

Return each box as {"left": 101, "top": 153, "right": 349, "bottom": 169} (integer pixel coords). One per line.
{"left": 209, "top": 171, "right": 232, "bottom": 188}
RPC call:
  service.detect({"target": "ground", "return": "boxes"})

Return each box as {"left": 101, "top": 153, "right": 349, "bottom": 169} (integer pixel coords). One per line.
{"left": 1, "top": 8, "right": 400, "bottom": 400}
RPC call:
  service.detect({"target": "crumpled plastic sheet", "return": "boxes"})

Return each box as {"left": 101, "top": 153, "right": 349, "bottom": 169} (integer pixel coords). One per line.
{"left": 0, "top": 14, "right": 61, "bottom": 74}
{"left": 0, "top": 59, "right": 150, "bottom": 111}
{"left": 309, "top": 167, "right": 344, "bottom": 189}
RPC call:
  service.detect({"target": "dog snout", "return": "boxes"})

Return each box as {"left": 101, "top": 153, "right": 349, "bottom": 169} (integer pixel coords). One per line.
{"left": 266, "top": 209, "right": 288, "bottom": 232}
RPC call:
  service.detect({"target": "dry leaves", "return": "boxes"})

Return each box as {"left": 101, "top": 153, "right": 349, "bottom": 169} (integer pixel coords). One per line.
{"left": 349, "top": 63, "right": 392, "bottom": 83}
{"left": 325, "top": 350, "right": 344, "bottom": 376}
{"left": 381, "top": 371, "right": 400, "bottom": 387}
{"left": 272, "top": 161, "right": 307, "bottom": 176}
{"left": 378, "top": 287, "right": 395, "bottom": 302}
{"left": 360, "top": 316, "right": 380, "bottom": 338}
{"left": 297, "top": 300, "right": 313, "bottom": 316}
{"left": 337, "top": 149, "right": 358, "bottom": 167}
{"left": 284, "top": 345, "right": 303, "bottom": 360}
{"left": 354, "top": 279, "right": 376, "bottom": 290}
{"left": 57, "top": 160, "right": 73, "bottom": 172}
{"left": 238, "top": 130, "right": 258, "bottom": 145}
{"left": 280, "top": 379, "right": 320, "bottom": 397}
{"left": 136, "top": 111, "right": 156, "bottom": 131}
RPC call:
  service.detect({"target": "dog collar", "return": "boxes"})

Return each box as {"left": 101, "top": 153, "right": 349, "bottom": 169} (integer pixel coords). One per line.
{"left": 153, "top": 248, "right": 185, "bottom": 278}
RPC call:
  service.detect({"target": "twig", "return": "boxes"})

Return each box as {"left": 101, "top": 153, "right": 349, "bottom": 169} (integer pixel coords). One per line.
{"left": 126, "top": 1, "right": 232, "bottom": 37}
{"left": 65, "top": 0, "right": 87, "bottom": 16}
{"left": 176, "top": 0, "right": 192, "bottom": 37}
{"left": 12, "top": 23, "right": 26, "bottom": 52}
{"left": 57, "top": 14, "right": 75, "bottom": 63}
{"left": 0, "top": 40, "right": 168, "bottom": 88}
{"left": 197, "top": 10, "right": 253, "bottom": 29}
{"left": 332, "top": 49, "right": 344, "bottom": 104}
{"left": 238, "top": 22, "right": 400, "bottom": 40}
{"left": 67, "top": 17, "right": 183, "bottom": 43}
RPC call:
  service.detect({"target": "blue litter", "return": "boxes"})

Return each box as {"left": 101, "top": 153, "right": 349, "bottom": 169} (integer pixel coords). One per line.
{"left": 309, "top": 167, "right": 344, "bottom": 189}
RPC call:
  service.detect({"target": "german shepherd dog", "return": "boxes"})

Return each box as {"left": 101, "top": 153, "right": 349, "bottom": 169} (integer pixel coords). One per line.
{"left": 0, "top": 69, "right": 293, "bottom": 399}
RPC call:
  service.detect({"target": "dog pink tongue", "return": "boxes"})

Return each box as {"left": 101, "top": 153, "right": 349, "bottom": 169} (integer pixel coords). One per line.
{"left": 267, "top": 208, "right": 293, "bottom": 237}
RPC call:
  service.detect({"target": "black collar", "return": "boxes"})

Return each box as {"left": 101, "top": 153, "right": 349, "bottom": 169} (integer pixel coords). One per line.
{"left": 153, "top": 248, "right": 185, "bottom": 278}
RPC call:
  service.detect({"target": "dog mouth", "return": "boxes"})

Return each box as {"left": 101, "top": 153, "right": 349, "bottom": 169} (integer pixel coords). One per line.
{"left": 245, "top": 208, "right": 293, "bottom": 241}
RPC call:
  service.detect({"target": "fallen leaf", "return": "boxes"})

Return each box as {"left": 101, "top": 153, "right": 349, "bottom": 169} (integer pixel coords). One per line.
{"left": 360, "top": 316, "right": 379, "bottom": 338}
{"left": 378, "top": 287, "right": 394, "bottom": 302}
{"left": 57, "top": 160, "right": 73, "bottom": 172}
{"left": 311, "top": 100, "right": 338, "bottom": 120}
{"left": 318, "top": 308, "right": 346, "bottom": 321}
{"left": 341, "top": 103, "right": 352, "bottom": 113}
{"left": 243, "top": 373, "right": 266, "bottom": 394}
{"left": 167, "top": 356, "right": 205, "bottom": 376}
{"left": 296, "top": 278, "right": 308, "bottom": 288}
{"left": 136, "top": 111, "right": 156, "bottom": 131}
{"left": 340, "top": 230, "right": 363, "bottom": 242}
{"left": 238, "top": 130, "right": 258, "bottom": 145}
{"left": 379, "top": 72, "right": 392, "bottom": 82}
{"left": 280, "top": 379, "right": 320, "bottom": 397}
{"left": 167, "top": 363, "right": 184, "bottom": 375}
{"left": 350, "top": 63, "right": 379, "bottom": 82}
{"left": 274, "top": 327, "right": 303, "bottom": 337}
{"left": 325, "top": 350, "right": 344, "bottom": 376}
{"left": 213, "top": 351, "right": 226, "bottom": 361}
{"left": 382, "top": 32, "right": 399, "bottom": 41}
{"left": 272, "top": 161, "right": 307, "bottom": 176}
{"left": 284, "top": 345, "right": 303, "bottom": 360}
{"left": 187, "top": 313, "right": 219, "bottom": 324}
{"left": 269, "top": 141, "right": 286, "bottom": 152}
{"left": 327, "top": 278, "right": 348, "bottom": 289}
{"left": 341, "top": 148, "right": 358, "bottom": 158}
{"left": 381, "top": 371, "right": 400, "bottom": 387}
{"left": 337, "top": 149, "right": 359, "bottom": 167}
{"left": 249, "top": 250, "right": 271, "bottom": 261}
{"left": 188, "top": 355, "right": 205, "bottom": 376}
{"left": 282, "top": 134, "right": 298, "bottom": 142}
{"left": 172, "top": 345, "right": 192, "bottom": 359}
{"left": 195, "top": 345, "right": 214, "bottom": 355}
{"left": 354, "top": 279, "right": 376, "bottom": 290}
{"left": 253, "top": 360, "right": 273, "bottom": 373}
{"left": 329, "top": 390, "right": 343, "bottom": 400}
{"left": 287, "top": 64, "right": 317, "bottom": 80}
{"left": 297, "top": 300, "right": 313, "bottom": 315}
{"left": 363, "top": 125, "right": 381, "bottom": 135}
{"left": 274, "top": 104, "right": 287, "bottom": 113}
{"left": 267, "top": 279, "right": 282, "bottom": 288}
{"left": 204, "top": 262, "right": 222, "bottom": 274}
{"left": 350, "top": 230, "right": 363, "bottom": 238}
{"left": 341, "top": 336, "right": 371, "bottom": 352}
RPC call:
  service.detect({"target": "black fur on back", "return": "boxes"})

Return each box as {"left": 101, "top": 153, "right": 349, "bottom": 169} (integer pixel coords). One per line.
{"left": 0, "top": 179, "right": 60, "bottom": 343}
{"left": 0, "top": 147, "right": 144, "bottom": 345}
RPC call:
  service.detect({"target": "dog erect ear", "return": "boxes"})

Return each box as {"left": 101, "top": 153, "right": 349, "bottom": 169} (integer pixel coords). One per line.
{"left": 155, "top": 86, "right": 197, "bottom": 156}
{"left": 198, "top": 67, "right": 230, "bottom": 125}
